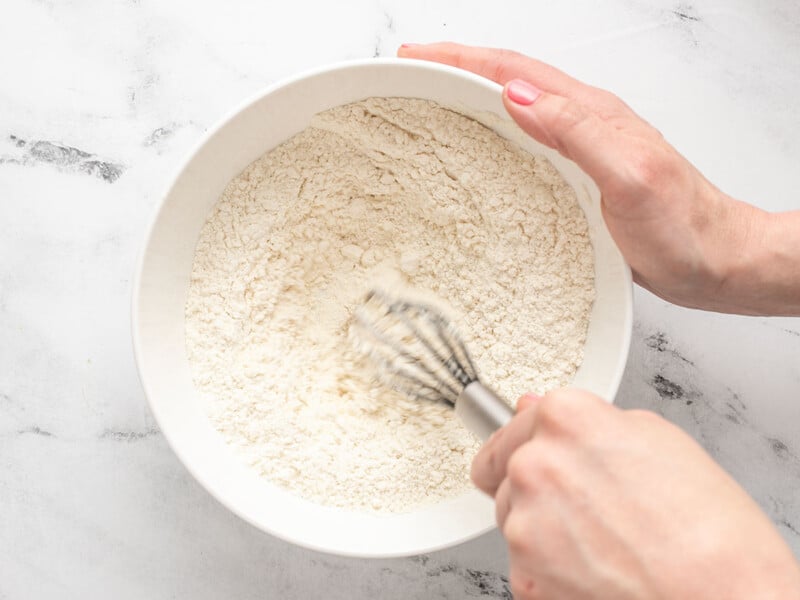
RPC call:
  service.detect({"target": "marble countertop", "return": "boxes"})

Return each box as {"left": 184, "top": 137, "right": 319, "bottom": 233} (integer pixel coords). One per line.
{"left": 2, "top": 0, "right": 799, "bottom": 597}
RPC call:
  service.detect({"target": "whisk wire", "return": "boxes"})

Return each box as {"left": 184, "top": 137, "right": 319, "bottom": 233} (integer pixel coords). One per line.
{"left": 391, "top": 302, "right": 470, "bottom": 386}
{"left": 424, "top": 304, "right": 478, "bottom": 387}
{"left": 352, "top": 307, "right": 462, "bottom": 404}
{"left": 431, "top": 311, "right": 472, "bottom": 386}
{"left": 352, "top": 290, "right": 483, "bottom": 408}
{"left": 351, "top": 289, "right": 516, "bottom": 440}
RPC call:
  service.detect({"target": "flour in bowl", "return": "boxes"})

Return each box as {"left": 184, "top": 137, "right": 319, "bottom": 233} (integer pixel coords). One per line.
{"left": 185, "top": 97, "right": 595, "bottom": 512}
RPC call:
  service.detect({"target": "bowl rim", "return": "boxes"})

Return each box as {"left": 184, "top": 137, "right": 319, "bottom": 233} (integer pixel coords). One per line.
{"left": 131, "top": 56, "right": 633, "bottom": 557}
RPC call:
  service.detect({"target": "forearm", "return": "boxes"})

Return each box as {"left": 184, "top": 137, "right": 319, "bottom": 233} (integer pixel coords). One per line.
{"left": 723, "top": 204, "right": 800, "bottom": 316}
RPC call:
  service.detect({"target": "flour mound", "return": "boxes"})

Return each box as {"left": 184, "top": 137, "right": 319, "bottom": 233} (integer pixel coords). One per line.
{"left": 185, "top": 97, "right": 595, "bottom": 513}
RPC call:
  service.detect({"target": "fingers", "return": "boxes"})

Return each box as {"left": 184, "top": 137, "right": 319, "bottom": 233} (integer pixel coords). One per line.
{"left": 399, "top": 42, "right": 578, "bottom": 92}
{"left": 516, "top": 392, "right": 542, "bottom": 413}
{"left": 397, "top": 42, "right": 633, "bottom": 119}
{"left": 397, "top": 42, "right": 637, "bottom": 188}
{"left": 494, "top": 392, "right": 542, "bottom": 527}
{"left": 473, "top": 389, "right": 611, "bottom": 497}
{"left": 471, "top": 395, "right": 539, "bottom": 496}
{"left": 502, "top": 80, "right": 627, "bottom": 191}
{"left": 495, "top": 476, "right": 513, "bottom": 530}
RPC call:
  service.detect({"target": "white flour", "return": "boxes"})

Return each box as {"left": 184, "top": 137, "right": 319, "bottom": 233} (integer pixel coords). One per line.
{"left": 185, "top": 98, "right": 595, "bottom": 513}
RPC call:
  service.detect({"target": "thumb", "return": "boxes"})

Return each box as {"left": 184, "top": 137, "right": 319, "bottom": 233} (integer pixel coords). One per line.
{"left": 502, "top": 78, "right": 620, "bottom": 189}
{"left": 516, "top": 392, "right": 542, "bottom": 413}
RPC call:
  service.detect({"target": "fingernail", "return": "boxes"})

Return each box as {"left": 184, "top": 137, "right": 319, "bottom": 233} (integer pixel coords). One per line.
{"left": 506, "top": 79, "right": 542, "bottom": 105}
{"left": 400, "top": 43, "right": 421, "bottom": 49}
{"left": 520, "top": 392, "right": 542, "bottom": 402}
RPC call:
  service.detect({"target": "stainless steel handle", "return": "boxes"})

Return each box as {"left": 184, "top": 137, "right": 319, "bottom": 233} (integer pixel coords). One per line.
{"left": 455, "top": 381, "right": 514, "bottom": 441}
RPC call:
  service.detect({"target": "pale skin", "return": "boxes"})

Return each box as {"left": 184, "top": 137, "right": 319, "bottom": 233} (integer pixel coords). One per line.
{"left": 398, "top": 43, "right": 800, "bottom": 599}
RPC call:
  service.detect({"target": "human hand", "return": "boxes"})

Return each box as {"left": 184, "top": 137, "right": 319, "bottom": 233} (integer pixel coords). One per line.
{"left": 398, "top": 43, "right": 800, "bottom": 316}
{"left": 472, "top": 390, "right": 800, "bottom": 599}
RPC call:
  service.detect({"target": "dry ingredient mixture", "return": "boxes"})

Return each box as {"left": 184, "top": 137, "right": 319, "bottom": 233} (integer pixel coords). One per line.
{"left": 185, "top": 97, "right": 595, "bottom": 513}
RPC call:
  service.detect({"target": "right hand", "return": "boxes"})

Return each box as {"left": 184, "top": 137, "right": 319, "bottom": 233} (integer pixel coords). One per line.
{"left": 398, "top": 43, "right": 800, "bottom": 315}
{"left": 473, "top": 390, "right": 800, "bottom": 599}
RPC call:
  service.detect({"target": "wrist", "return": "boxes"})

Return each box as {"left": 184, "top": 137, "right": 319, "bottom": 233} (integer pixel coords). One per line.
{"left": 757, "top": 209, "right": 800, "bottom": 315}
{"left": 718, "top": 200, "right": 800, "bottom": 316}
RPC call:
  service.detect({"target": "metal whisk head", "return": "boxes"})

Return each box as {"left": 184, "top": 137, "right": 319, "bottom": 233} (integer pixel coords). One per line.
{"left": 351, "top": 289, "right": 480, "bottom": 407}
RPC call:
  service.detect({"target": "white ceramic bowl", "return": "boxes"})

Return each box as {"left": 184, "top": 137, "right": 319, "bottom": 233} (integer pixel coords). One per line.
{"left": 132, "top": 58, "right": 632, "bottom": 558}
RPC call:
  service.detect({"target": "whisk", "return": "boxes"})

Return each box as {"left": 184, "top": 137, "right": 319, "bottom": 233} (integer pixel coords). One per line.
{"left": 351, "top": 290, "right": 514, "bottom": 441}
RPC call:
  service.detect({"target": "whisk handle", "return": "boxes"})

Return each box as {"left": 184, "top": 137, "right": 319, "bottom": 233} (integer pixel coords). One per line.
{"left": 456, "top": 382, "right": 515, "bottom": 442}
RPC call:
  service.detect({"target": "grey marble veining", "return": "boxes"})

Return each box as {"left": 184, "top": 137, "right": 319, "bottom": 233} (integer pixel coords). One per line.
{"left": 1, "top": 0, "right": 799, "bottom": 597}
{"left": 1, "top": 135, "right": 124, "bottom": 182}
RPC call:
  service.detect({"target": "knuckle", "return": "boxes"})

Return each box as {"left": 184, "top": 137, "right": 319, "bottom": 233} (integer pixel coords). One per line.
{"left": 495, "top": 47, "right": 525, "bottom": 61}
{"left": 528, "top": 453, "right": 564, "bottom": 490}
{"left": 549, "top": 99, "right": 591, "bottom": 141}
{"left": 509, "top": 568, "right": 539, "bottom": 600}
{"left": 534, "top": 392, "right": 573, "bottom": 430}
{"left": 503, "top": 513, "right": 532, "bottom": 554}
{"left": 506, "top": 447, "right": 534, "bottom": 488}
{"left": 508, "top": 444, "right": 564, "bottom": 492}
{"left": 533, "top": 394, "right": 561, "bottom": 423}
{"left": 628, "top": 148, "right": 679, "bottom": 191}
{"left": 595, "top": 88, "right": 623, "bottom": 107}
{"left": 436, "top": 42, "right": 473, "bottom": 71}
{"left": 553, "top": 98, "right": 587, "bottom": 127}
{"left": 486, "top": 48, "right": 525, "bottom": 82}
{"left": 593, "top": 87, "right": 634, "bottom": 117}
{"left": 536, "top": 389, "right": 610, "bottom": 436}
{"left": 632, "top": 152, "right": 662, "bottom": 188}
{"left": 437, "top": 42, "right": 468, "bottom": 70}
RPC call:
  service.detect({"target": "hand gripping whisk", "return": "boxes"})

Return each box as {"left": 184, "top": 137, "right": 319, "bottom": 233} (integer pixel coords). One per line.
{"left": 351, "top": 290, "right": 514, "bottom": 441}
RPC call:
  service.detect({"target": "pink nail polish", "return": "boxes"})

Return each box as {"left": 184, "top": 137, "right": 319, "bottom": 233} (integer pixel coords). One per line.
{"left": 400, "top": 43, "right": 421, "bottom": 48}
{"left": 506, "top": 79, "right": 541, "bottom": 105}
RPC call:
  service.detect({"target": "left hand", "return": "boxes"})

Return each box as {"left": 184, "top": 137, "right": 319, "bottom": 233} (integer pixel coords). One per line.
{"left": 397, "top": 42, "right": 800, "bottom": 316}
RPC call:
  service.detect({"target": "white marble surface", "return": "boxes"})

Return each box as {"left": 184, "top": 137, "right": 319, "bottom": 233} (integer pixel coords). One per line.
{"left": 2, "top": 0, "right": 799, "bottom": 597}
